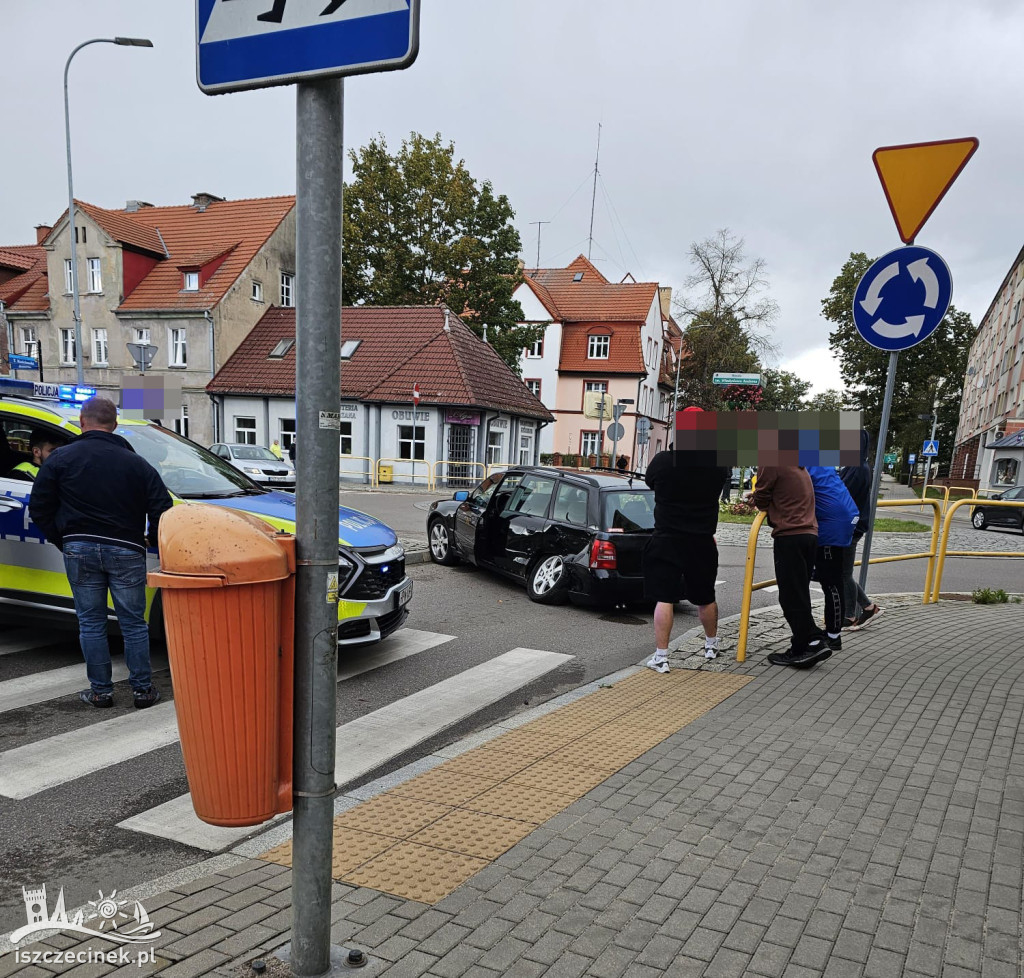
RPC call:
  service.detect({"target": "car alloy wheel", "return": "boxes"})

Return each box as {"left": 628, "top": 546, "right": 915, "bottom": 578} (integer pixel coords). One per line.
{"left": 429, "top": 521, "right": 458, "bottom": 566}
{"left": 972, "top": 510, "right": 987, "bottom": 530}
{"left": 528, "top": 554, "right": 568, "bottom": 605}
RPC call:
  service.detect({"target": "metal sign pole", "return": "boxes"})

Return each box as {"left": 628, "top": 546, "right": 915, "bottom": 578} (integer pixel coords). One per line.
{"left": 292, "top": 76, "right": 344, "bottom": 978}
{"left": 598, "top": 392, "right": 606, "bottom": 458}
{"left": 858, "top": 350, "right": 898, "bottom": 592}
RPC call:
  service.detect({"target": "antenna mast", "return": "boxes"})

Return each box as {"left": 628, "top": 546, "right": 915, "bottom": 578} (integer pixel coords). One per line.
{"left": 587, "top": 123, "right": 602, "bottom": 260}
{"left": 529, "top": 220, "right": 550, "bottom": 269}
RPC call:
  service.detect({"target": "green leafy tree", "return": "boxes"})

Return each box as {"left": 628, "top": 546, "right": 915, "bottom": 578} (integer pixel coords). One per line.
{"left": 805, "top": 389, "right": 847, "bottom": 412}
{"left": 343, "top": 132, "right": 539, "bottom": 372}
{"left": 759, "top": 368, "right": 811, "bottom": 412}
{"left": 821, "top": 253, "right": 976, "bottom": 473}
{"left": 676, "top": 314, "right": 761, "bottom": 410}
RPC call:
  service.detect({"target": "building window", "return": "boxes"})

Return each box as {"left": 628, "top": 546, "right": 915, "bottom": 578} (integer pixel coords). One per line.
{"left": 269, "top": 338, "right": 295, "bottom": 358}
{"left": 280, "top": 418, "right": 296, "bottom": 451}
{"left": 280, "top": 272, "right": 294, "bottom": 307}
{"left": 86, "top": 258, "right": 102, "bottom": 293}
{"left": 524, "top": 378, "right": 541, "bottom": 397}
{"left": 174, "top": 403, "right": 189, "bottom": 439}
{"left": 74, "top": 225, "right": 87, "bottom": 244}
{"left": 581, "top": 431, "right": 601, "bottom": 457}
{"left": 170, "top": 327, "right": 188, "bottom": 367}
{"left": 526, "top": 338, "right": 543, "bottom": 358}
{"left": 252, "top": 281, "right": 264, "bottom": 303}
{"left": 486, "top": 429, "right": 504, "bottom": 465}
{"left": 234, "top": 417, "right": 257, "bottom": 444}
{"left": 92, "top": 328, "right": 108, "bottom": 365}
{"left": 20, "top": 327, "right": 38, "bottom": 359}
{"left": 994, "top": 458, "right": 1019, "bottom": 485}
{"left": 398, "top": 425, "right": 425, "bottom": 460}
{"left": 587, "top": 334, "right": 610, "bottom": 359}
{"left": 64, "top": 259, "right": 74, "bottom": 294}
{"left": 60, "top": 328, "right": 76, "bottom": 364}
{"left": 584, "top": 380, "right": 608, "bottom": 392}
{"left": 134, "top": 327, "right": 151, "bottom": 345}
{"left": 519, "top": 432, "right": 534, "bottom": 465}
{"left": 340, "top": 421, "right": 353, "bottom": 456}
{"left": 340, "top": 339, "right": 362, "bottom": 360}
{"left": 183, "top": 271, "right": 199, "bottom": 292}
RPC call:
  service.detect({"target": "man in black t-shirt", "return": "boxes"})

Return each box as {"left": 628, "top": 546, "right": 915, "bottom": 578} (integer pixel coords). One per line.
{"left": 642, "top": 432, "right": 730, "bottom": 673}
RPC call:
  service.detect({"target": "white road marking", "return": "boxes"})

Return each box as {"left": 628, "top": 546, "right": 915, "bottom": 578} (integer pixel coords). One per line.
{"left": 118, "top": 647, "right": 572, "bottom": 850}
{"left": 337, "top": 627, "right": 453, "bottom": 681}
{"left": 0, "top": 704, "right": 180, "bottom": 799}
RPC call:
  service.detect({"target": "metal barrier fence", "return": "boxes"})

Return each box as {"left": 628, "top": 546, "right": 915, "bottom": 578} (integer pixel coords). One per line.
{"left": 928, "top": 497, "right": 1024, "bottom": 602}
{"left": 338, "top": 454, "right": 376, "bottom": 486}
{"left": 486, "top": 463, "right": 514, "bottom": 479}
{"left": 920, "top": 483, "right": 977, "bottom": 515}
{"left": 432, "top": 460, "right": 486, "bottom": 490}
{"left": 376, "top": 457, "right": 435, "bottom": 490}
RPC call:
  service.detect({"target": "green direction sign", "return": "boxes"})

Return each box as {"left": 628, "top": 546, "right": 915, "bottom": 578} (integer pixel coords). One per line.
{"left": 713, "top": 373, "right": 761, "bottom": 386}
{"left": 884, "top": 453, "right": 897, "bottom": 464}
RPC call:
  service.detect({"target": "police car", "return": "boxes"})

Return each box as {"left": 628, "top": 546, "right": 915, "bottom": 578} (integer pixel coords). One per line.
{"left": 0, "top": 378, "right": 412, "bottom": 645}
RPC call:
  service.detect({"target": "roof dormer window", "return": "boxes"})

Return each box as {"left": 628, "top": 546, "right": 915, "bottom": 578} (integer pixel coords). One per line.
{"left": 340, "top": 339, "right": 362, "bottom": 360}
{"left": 573, "top": 271, "right": 584, "bottom": 282}
{"left": 183, "top": 271, "right": 199, "bottom": 291}
{"left": 587, "top": 334, "right": 610, "bottom": 359}
{"left": 269, "top": 338, "right": 295, "bottom": 358}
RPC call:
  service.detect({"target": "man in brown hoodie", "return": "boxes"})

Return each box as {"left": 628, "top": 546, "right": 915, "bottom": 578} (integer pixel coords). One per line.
{"left": 752, "top": 467, "right": 831, "bottom": 668}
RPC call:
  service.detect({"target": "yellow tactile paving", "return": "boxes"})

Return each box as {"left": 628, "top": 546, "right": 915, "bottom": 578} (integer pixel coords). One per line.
{"left": 390, "top": 769, "right": 499, "bottom": 806}
{"left": 341, "top": 842, "right": 489, "bottom": 904}
{"left": 410, "top": 809, "right": 536, "bottom": 860}
{"left": 260, "top": 668, "right": 753, "bottom": 904}
{"left": 334, "top": 794, "right": 453, "bottom": 838}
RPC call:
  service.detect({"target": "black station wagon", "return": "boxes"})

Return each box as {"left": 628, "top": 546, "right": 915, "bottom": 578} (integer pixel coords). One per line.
{"left": 425, "top": 466, "right": 655, "bottom": 606}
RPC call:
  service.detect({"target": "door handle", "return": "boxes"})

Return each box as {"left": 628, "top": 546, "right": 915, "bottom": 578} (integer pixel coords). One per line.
{"left": 0, "top": 497, "right": 25, "bottom": 513}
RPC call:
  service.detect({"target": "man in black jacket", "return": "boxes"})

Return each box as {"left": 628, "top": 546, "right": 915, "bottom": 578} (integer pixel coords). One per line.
{"left": 642, "top": 417, "right": 730, "bottom": 672}
{"left": 838, "top": 429, "right": 884, "bottom": 630}
{"left": 30, "top": 397, "right": 173, "bottom": 709}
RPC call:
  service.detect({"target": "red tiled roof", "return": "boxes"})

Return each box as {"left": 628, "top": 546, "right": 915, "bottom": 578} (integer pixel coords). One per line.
{"left": 558, "top": 321, "right": 645, "bottom": 374}
{"left": 0, "top": 245, "right": 48, "bottom": 312}
{"left": 72, "top": 201, "right": 167, "bottom": 256}
{"left": 522, "top": 254, "right": 658, "bottom": 324}
{"left": 208, "top": 305, "right": 553, "bottom": 421}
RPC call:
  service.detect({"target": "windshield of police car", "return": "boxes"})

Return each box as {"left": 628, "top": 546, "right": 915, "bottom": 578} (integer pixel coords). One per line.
{"left": 115, "top": 423, "right": 262, "bottom": 497}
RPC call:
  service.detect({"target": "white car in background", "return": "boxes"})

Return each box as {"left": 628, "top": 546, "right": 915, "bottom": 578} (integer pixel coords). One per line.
{"left": 209, "top": 442, "right": 295, "bottom": 490}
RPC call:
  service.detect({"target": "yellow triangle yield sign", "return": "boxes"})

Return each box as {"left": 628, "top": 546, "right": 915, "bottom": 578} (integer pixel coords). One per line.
{"left": 873, "top": 137, "right": 979, "bottom": 243}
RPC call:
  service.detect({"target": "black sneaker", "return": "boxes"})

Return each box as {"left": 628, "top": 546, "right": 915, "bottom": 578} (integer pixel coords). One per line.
{"left": 133, "top": 687, "right": 162, "bottom": 709}
{"left": 826, "top": 635, "right": 843, "bottom": 652}
{"left": 80, "top": 689, "right": 114, "bottom": 708}
{"left": 856, "top": 606, "right": 885, "bottom": 629}
{"left": 766, "top": 643, "right": 832, "bottom": 669}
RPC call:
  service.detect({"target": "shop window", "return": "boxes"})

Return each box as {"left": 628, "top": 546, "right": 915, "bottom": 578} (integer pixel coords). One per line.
{"left": 398, "top": 425, "right": 425, "bottom": 460}
{"left": 994, "top": 458, "right": 1019, "bottom": 485}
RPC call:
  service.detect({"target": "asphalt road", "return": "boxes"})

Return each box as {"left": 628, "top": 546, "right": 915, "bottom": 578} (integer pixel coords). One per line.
{"left": 0, "top": 523, "right": 1019, "bottom": 936}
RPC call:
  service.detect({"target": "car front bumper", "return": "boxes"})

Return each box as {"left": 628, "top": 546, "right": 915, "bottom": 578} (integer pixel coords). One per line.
{"left": 337, "top": 577, "right": 413, "bottom": 646}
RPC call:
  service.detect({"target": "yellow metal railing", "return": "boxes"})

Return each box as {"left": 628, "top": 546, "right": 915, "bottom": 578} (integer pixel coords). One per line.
{"left": 338, "top": 454, "right": 377, "bottom": 486}
{"left": 486, "top": 463, "right": 514, "bottom": 478}
{"left": 927, "top": 497, "right": 1024, "bottom": 603}
{"left": 736, "top": 499, "right": 944, "bottom": 663}
{"left": 920, "top": 483, "right": 978, "bottom": 515}
{"left": 377, "top": 457, "right": 435, "bottom": 489}
{"left": 432, "top": 460, "right": 485, "bottom": 490}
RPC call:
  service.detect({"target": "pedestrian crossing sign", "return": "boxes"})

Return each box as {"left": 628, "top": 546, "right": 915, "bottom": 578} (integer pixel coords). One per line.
{"left": 922, "top": 440, "right": 939, "bottom": 457}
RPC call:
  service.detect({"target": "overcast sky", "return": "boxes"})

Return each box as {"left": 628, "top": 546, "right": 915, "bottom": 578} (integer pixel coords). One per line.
{"left": 4, "top": 0, "right": 1021, "bottom": 393}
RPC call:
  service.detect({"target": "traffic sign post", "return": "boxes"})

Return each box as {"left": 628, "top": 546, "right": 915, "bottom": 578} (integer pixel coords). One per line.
{"left": 195, "top": 4, "right": 421, "bottom": 974}
{"left": 856, "top": 137, "right": 977, "bottom": 596}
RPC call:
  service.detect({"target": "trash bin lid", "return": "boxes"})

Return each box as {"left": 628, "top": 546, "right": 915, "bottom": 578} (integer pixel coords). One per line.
{"left": 154, "top": 504, "right": 292, "bottom": 586}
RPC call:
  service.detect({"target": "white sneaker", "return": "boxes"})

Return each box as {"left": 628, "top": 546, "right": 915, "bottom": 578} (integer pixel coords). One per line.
{"left": 704, "top": 646, "right": 718, "bottom": 660}
{"left": 647, "top": 654, "right": 669, "bottom": 674}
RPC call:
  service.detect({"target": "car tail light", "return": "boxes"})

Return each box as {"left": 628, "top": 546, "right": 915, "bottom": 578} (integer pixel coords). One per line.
{"left": 589, "top": 539, "right": 617, "bottom": 570}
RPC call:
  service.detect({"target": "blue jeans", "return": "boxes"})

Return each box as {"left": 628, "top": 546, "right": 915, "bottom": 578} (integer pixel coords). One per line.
{"left": 63, "top": 541, "right": 152, "bottom": 695}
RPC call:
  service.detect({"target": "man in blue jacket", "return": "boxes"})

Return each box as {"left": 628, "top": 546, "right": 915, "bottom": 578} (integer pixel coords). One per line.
{"left": 29, "top": 397, "right": 173, "bottom": 709}
{"left": 807, "top": 466, "right": 860, "bottom": 652}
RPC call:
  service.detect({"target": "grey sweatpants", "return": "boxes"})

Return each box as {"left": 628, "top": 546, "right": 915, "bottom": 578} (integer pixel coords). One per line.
{"left": 842, "top": 538, "right": 871, "bottom": 621}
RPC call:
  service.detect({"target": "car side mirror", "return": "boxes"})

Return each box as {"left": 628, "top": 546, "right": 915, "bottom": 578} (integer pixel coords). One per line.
{"left": 453, "top": 491, "right": 469, "bottom": 502}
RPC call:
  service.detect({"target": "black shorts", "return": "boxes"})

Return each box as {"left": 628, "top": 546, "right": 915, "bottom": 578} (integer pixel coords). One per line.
{"left": 642, "top": 532, "right": 718, "bottom": 606}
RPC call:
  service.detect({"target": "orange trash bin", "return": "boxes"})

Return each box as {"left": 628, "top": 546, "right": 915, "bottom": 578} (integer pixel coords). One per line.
{"left": 148, "top": 504, "right": 294, "bottom": 827}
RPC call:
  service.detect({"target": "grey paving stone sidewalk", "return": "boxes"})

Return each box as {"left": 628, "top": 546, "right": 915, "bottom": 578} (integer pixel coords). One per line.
{"left": 6, "top": 601, "right": 1023, "bottom": 978}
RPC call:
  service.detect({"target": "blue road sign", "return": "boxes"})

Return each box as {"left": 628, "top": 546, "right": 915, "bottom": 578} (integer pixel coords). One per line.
{"left": 909, "top": 454, "right": 917, "bottom": 464}
{"left": 922, "top": 440, "right": 939, "bottom": 457}
{"left": 197, "top": 0, "right": 420, "bottom": 94}
{"left": 7, "top": 354, "right": 38, "bottom": 370}
{"left": 852, "top": 245, "right": 952, "bottom": 352}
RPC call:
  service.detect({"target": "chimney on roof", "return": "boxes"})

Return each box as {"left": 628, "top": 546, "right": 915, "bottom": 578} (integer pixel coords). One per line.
{"left": 35, "top": 225, "right": 52, "bottom": 245}
{"left": 125, "top": 200, "right": 154, "bottom": 212}
{"left": 659, "top": 286, "right": 672, "bottom": 318}
{"left": 192, "top": 192, "right": 225, "bottom": 212}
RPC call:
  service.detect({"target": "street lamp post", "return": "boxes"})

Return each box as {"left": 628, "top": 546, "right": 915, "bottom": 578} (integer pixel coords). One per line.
{"left": 64, "top": 36, "right": 153, "bottom": 384}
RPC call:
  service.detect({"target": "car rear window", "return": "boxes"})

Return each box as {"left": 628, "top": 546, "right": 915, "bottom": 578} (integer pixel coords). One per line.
{"left": 602, "top": 490, "right": 655, "bottom": 531}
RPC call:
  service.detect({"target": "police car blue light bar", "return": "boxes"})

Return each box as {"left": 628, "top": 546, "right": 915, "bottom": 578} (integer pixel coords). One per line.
{"left": 57, "top": 384, "right": 97, "bottom": 403}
